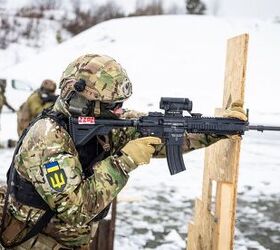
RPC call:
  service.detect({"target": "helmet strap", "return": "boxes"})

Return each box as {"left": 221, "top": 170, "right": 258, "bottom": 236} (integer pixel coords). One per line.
{"left": 93, "top": 101, "right": 101, "bottom": 117}
{"left": 97, "top": 135, "right": 110, "bottom": 152}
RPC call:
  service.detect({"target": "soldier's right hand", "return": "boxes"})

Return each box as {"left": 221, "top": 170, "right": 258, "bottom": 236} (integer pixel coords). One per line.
{"left": 121, "top": 136, "right": 162, "bottom": 166}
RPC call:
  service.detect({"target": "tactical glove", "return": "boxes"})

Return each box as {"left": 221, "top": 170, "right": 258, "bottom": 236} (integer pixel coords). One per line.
{"left": 223, "top": 101, "right": 246, "bottom": 140}
{"left": 120, "top": 136, "right": 162, "bottom": 172}
{"left": 223, "top": 100, "right": 247, "bottom": 121}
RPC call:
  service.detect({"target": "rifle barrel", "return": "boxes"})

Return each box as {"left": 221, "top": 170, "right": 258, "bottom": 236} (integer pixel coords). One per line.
{"left": 248, "top": 125, "right": 280, "bottom": 132}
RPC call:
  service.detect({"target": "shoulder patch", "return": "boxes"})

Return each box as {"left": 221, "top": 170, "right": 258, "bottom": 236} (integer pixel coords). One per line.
{"left": 44, "top": 161, "right": 67, "bottom": 192}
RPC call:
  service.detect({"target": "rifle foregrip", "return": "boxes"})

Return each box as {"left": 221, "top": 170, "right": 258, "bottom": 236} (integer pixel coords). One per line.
{"left": 166, "top": 144, "right": 186, "bottom": 175}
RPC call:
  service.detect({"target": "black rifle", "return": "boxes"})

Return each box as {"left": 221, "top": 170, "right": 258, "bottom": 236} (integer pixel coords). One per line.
{"left": 69, "top": 97, "right": 280, "bottom": 175}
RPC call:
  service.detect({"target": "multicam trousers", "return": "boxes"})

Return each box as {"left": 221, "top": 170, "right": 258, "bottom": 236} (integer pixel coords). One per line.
{"left": 0, "top": 186, "right": 90, "bottom": 250}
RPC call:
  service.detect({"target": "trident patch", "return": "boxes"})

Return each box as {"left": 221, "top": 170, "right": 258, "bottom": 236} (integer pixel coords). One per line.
{"left": 44, "top": 161, "right": 67, "bottom": 192}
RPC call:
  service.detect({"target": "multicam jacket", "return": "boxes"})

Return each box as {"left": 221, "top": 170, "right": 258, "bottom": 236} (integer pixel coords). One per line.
{"left": 2, "top": 99, "right": 224, "bottom": 248}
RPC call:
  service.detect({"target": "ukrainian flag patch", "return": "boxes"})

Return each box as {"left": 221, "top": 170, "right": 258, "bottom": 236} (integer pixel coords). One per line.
{"left": 44, "top": 161, "right": 67, "bottom": 192}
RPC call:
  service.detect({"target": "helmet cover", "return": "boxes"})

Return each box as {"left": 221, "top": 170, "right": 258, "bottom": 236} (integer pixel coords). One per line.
{"left": 60, "top": 54, "right": 132, "bottom": 103}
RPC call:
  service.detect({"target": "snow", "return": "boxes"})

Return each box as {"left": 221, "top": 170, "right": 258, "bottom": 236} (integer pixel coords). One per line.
{"left": 0, "top": 12, "right": 71, "bottom": 70}
{"left": 2, "top": 15, "right": 280, "bottom": 123}
{"left": 2, "top": 0, "right": 280, "bottom": 71}
{"left": 1, "top": 12, "right": 280, "bottom": 250}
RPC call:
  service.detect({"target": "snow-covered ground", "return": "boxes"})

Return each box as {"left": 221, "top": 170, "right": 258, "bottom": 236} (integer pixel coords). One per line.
{"left": 1, "top": 15, "right": 280, "bottom": 249}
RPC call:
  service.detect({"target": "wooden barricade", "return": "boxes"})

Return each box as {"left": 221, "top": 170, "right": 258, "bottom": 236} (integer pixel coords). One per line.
{"left": 187, "top": 34, "right": 249, "bottom": 250}
{"left": 91, "top": 199, "right": 117, "bottom": 250}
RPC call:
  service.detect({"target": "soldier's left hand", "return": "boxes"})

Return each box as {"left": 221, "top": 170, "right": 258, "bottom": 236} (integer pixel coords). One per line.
{"left": 223, "top": 100, "right": 247, "bottom": 121}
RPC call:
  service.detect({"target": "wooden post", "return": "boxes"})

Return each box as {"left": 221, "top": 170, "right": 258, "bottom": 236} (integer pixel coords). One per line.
{"left": 90, "top": 199, "right": 117, "bottom": 250}
{"left": 187, "top": 34, "right": 249, "bottom": 250}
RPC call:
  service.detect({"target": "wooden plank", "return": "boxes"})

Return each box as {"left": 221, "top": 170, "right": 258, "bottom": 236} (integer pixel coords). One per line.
{"left": 187, "top": 199, "right": 215, "bottom": 250}
{"left": 223, "top": 34, "right": 248, "bottom": 108}
{"left": 91, "top": 199, "right": 117, "bottom": 250}
{"left": 214, "top": 183, "right": 235, "bottom": 249}
{"left": 215, "top": 33, "right": 248, "bottom": 250}
{"left": 187, "top": 223, "right": 197, "bottom": 250}
{"left": 208, "top": 134, "right": 241, "bottom": 183}
{"left": 187, "top": 33, "right": 249, "bottom": 250}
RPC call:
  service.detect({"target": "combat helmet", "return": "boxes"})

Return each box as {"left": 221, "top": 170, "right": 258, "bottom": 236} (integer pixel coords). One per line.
{"left": 40, "top": 79, "right": 56, "bottom": 93}
{"left": 59, "top": 54, "right": 132, "bottom": 116}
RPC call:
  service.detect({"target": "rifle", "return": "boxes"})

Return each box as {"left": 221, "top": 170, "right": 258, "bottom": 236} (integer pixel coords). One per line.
{"left": 69, "top": 97, "right": 280, "bottom": 175}
{"left": 5, "top": 102, "right": 16, "bottom": 112}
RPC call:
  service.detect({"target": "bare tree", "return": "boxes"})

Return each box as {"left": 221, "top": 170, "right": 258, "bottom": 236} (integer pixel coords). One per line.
{"left": 93, "top": 1, "right": 124, "bottom": 23}
{"left": 130, "top": 0, "right": 164, "bottom": 16}
{"left": 63, "top": 1, "right": 125, "bottom": 35}
{"left": 34, "top": 0, "right": 61, "bottom": 10}
{"left": 186, "top": 0, "right": 206, "bottom": 15}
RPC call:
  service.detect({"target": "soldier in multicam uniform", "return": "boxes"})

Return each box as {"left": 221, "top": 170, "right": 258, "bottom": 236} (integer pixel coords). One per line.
{"left": 0, "top": 79, "right": 16, "bottom": 113}
{"left": 0, "top": 79, "right": 16, "bottom": 148}
{"left": 17, "top": 79, "right": 58, "bottom": 136}
{"left": 0, "top": 54, "right": 246, "bottom": 249}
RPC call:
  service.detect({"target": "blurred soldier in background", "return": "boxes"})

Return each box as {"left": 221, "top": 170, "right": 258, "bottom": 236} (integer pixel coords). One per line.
{"left": 0, "top": 79, "right": 16, "bottom": 148}
{"left": 0, "top": 79, "right": 16, "bottom": 113}
{"left": 0, "top": 54, "right": 246, "bottom": 249}
{"left": 17, "top": 79, "right": 57, "bottom": 136}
